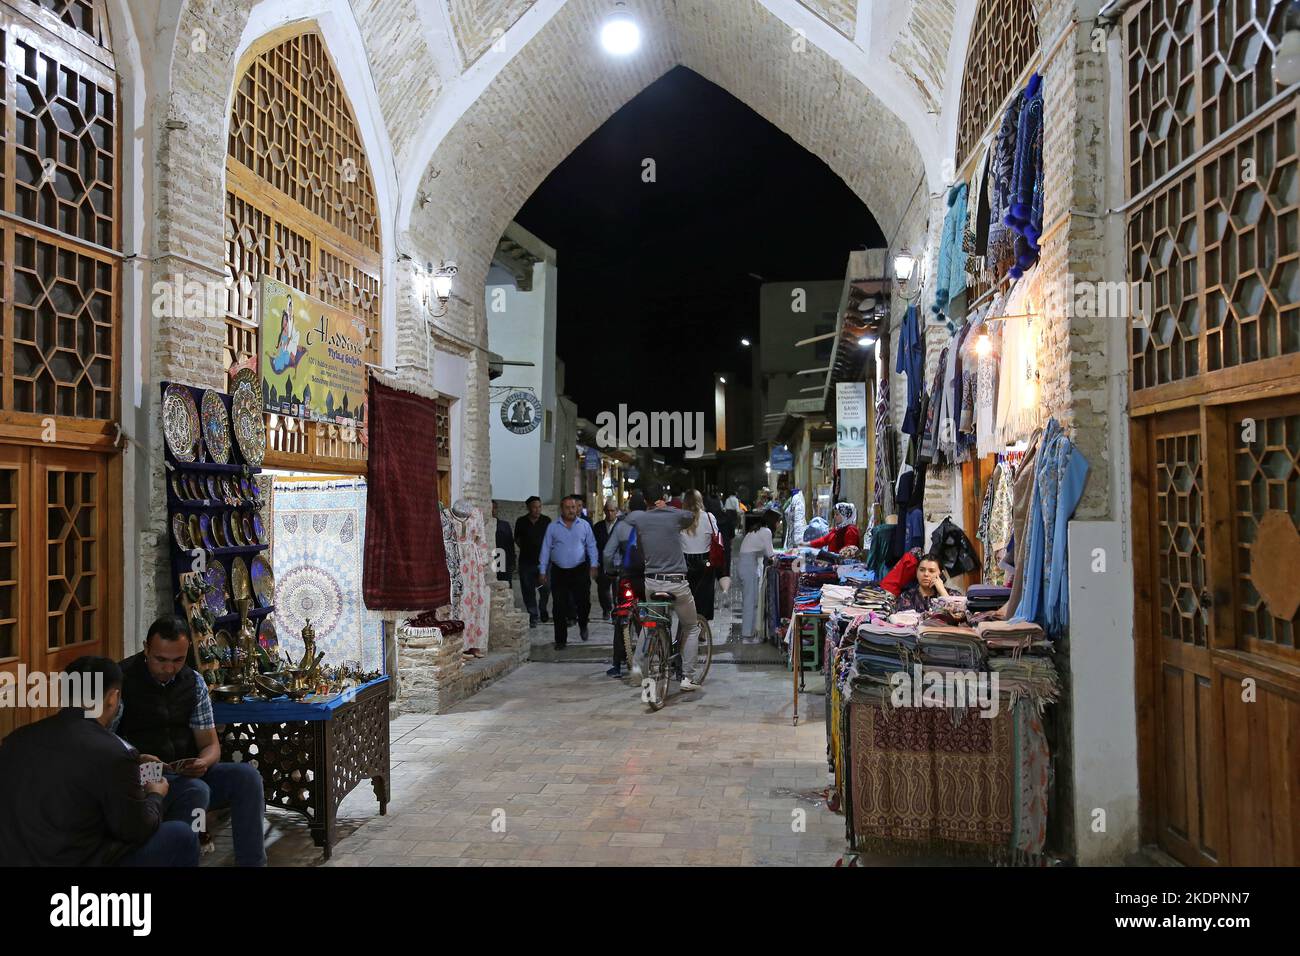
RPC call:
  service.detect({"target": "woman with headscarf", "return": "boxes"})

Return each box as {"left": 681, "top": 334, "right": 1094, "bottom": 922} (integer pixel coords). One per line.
{"left": 679, "top": 488, "right": 718, "bottom": 623}
{"left": 806, "top": 502, "right": 860, "bottom": 553}
{"left": 738, "top": 511, "right": 777, "bottom": 639}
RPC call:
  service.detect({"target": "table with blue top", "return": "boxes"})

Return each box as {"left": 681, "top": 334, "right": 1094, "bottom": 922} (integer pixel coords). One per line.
{"left": 212, "top": 676, "right": 390, "bottom": 860}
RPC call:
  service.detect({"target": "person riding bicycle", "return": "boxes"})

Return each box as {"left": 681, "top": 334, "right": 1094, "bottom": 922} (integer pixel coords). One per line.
{"left": 620, "top": 482, "right": 703, "bottom": 692}
{"left": 601, "top": 490, "right": 647, "bottom": 679}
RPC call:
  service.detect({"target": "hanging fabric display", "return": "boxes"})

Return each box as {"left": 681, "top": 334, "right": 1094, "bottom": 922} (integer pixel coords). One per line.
{"left": 272, "top": 478, "right": 385, "bottom": 673}
{"left": 986, "top": 90, "right": 1024, "bottom": 284}
{"left": 363, "top": 376, "right": 450, "bottom": 609}
{"left": 1007, "top": 73, "right": 1045, "bottom": 279}
{"left": 440, "top": 502, "right": 462, "bottom": 617}
{"left": 451, "top": 503, "right": 490, "bottom": 654}
{"left": 932, "top": 182, "right": 970, "bottom": 317}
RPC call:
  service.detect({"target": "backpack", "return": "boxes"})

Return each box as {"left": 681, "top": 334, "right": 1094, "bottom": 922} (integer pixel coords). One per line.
{"left": 623, "top": 526, "right": 645, "bottom": 573}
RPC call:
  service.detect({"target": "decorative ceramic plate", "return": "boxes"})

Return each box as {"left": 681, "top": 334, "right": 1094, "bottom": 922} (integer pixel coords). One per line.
{"left": 239, "top": 478, "right": 254, "bottom": 502}
{"left": 250, "top": 555, "right": 275, "bottom": 608}
{"left": 188, "top": 515, "right": 203, "bottom": 550}
{"left": 170, "top": 475, "right": 188, "bottom": 501}
{"left": 211, "top": 515, "right": 228, "bottom": 549}
{"left": 162, "top": 384, "right": 202, "bottom": 463}
{"left": 249, "top": 480, "right": 262, "bottom": 503}
{"left": 231, "top": 372, "right": 266, "bottom": 467}
{"left": 172, "top": 514, "right": 193, "bottom": 551}
{"left": 230, "top": 557, "right": 252, "bottom": 603}
{"left": 213, "top": 629, "right": 233, "bottom": 665}
{"left": 204, "top": 476, "right": 221, "bottom": 502}
{"left": 258, "top": 617, "right": 278, "bottom": 656}
{"left": 251, "top": 513, "right": 265, "bottom": 544}
{"left": 198, "top": 514, "right": 215, "bottom": 550}
{"left": 243, "top": 514, "right": 258, "bottom": 546}
{"left": 186, "top": 476, "right": 206, "bottom": 501}
{"left": 223, "top": 477, "right": 240, "bottom": 504}
{"left": 203, "top": 562, "right": 228, "bottom": 617}
{"left": 200, "top": 390, "right": 232, "bottom": 464}
{"left": 228, "top": 513, "right": 245, "bottom": 547}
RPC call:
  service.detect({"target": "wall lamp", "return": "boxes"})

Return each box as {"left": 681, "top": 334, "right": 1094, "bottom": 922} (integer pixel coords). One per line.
{"left": 421, "top": 260, "right": 458, "bottom": 317}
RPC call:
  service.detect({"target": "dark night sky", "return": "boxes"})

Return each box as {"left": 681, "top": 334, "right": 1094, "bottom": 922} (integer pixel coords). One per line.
{"left": 514, "top": 66, "right": 884, "bottom": 424}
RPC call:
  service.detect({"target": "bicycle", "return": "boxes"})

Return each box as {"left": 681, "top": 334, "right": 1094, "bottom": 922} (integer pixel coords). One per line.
{"left": 635, "top": 592, "right": 712, "bottom": 711}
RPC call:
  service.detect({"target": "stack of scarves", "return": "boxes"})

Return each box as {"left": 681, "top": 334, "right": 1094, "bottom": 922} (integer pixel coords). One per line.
{"left": 967, "top": 584, "right": 1012, "bottom": 614}
{"left": 852, "top": 621, "right": 919, "bottom": 681}
{"left": 917, "top": 625, "right": 984, "bottom": 671}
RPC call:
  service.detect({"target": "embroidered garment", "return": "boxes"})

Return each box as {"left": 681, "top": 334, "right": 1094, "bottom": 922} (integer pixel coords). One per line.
{"left": 440, "top": 503, "right": 462, "bottom": 616}
{"left": 1004, "top": 428, "right": 1043, "bottom": 615}
{"left": 975, "top": 320, "right": 1002, "bottom": 458}
{"left": 452, "top": 506, "right": 491, "bottom": 653}
{"left": 1007, "top": 73, "right": 1044, "bottom": 279}
{"left": 932, "top": 182, "right": 969, "bottom": 317}
{"left": 986, "top": 92, "right": 1024, "bottom": 283}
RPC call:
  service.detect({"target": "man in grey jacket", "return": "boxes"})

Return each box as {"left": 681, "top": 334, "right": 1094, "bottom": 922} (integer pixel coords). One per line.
{"left": 619, "top": 482, "right": 703, "bottom": 691}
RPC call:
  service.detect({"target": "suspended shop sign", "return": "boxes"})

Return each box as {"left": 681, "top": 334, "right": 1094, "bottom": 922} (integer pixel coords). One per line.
{"left": 836, "top": 382, "right": 868, "bottom": 469}
{"left": 500, "top": 390, "right": 542, "bottom": 434}
{"left": 770, "top": 445, "right": 794, "bottom": 472}
{"left": 260, "top": 276, "right": 367, "bottom": 425}
{"left": 627, "top": 466, "right": 640, "bottom": 481}
{"left": 584, "top": 446, "right": 601, "bottom": 471}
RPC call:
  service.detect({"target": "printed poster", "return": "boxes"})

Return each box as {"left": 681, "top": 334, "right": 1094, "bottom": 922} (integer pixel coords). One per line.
{"left": 836, "top": 381, "right": 868, "bottom": 469}
{"left": 260, "top": 276, "right": 367, "bottom": 425}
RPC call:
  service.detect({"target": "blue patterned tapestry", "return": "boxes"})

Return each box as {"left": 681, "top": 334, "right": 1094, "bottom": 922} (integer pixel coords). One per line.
{"left": 271, "top": 479, "right": 384, "bottom": 673}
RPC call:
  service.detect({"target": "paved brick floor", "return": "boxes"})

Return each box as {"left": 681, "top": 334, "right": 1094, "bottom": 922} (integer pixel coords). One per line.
{"left": 207, "top": 613, "right": 853, "bottom": 866}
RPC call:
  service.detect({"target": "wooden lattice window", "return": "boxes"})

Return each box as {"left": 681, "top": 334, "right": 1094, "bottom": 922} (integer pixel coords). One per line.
{"left": 1155, "top": 430, "right": 1206, "bottom": 647}
{"left": 225, "top": 26, "right": 382, "bottom": 473}
{"left": 1125, "top": 0, "right": 1296, "bottom": 397}
{"left": 0, "top": 0, "right": 119, "bottom": 433}
{"left": 954, "top": 0, "right": 1038, "bottom": 170}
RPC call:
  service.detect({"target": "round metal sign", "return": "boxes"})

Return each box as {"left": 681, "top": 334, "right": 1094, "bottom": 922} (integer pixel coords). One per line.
{"left": 500, "top": 390, "right": 542, "bottom": 434}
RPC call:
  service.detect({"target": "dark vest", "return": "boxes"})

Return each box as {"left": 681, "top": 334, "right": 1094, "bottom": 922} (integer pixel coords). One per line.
{"left": 116, "top": 653, "right": 199, "bottom": 763}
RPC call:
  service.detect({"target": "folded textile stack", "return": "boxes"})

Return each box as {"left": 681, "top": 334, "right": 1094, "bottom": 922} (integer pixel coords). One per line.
{"left": 988, "top": 655, "right": 1060, "bottom": 709}
{"left": 917, "top": 625, "right": 984, "bottom": 670}
{"left": 888, "top": 609, "right": 922, "bottom": 628}
{"left": 820, "top": 584, "right": 861, "bottom": 611}
{"left": 849, "top": 585, "right": 896, "bottom": 615}
{"left": 967, "top": 584, "right": 1012, "bottom": 614}
{"left": 976, "top": 619, "right": 1049, "bottom": 654}
{"left": 930, "top": 595, "right": 968, "bottom": 616}
{"left": 794, "top": 585, "right": 823, "bottom": 614}
{"left": 852, "top": 621, "right": 918, "bottom": 680}
{"left": 836, "top": 563, "right": 874, "bottom": 584}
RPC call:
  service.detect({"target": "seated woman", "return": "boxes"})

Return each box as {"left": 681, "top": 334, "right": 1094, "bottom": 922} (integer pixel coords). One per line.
{"left": 896, "top": 553, "right": 962, "bottom": 613}
{"left": 806, "top": 502, "right": 860, "bottom": 552}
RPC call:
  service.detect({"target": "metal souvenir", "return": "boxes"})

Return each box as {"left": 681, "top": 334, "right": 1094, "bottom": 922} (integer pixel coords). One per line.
{"left": 172, "top": 514, "right": 193, "bottom": 551}
{"left": 206, "top": 476, "right": 222, "bottom": 501}
{"left": 170, "top": 475, "right": 188, "bottom": 501}
{"left": 258, "top": 617, "right": 279, "bottom": 656}
{"left": 230, "top": 371, "right": 266, "bottom": 467}
{"left": 213, "top": 629, "right": 233, "bottom": 665}
{"left": 230, "top": 557, "right": 252, "bottom": 603}
{"left": 228, "top": 513, "right": 246, "bottom": 546}
{"left": 162, "top": 384, "right": 202, "bottom": 463}
{"left": 243, "top": 514, "right": 258, "bottom": 546}
{"left": 188, "top": 515, "right": 204, "bottom": 551}
{"left": 186, "top": 475, "right": 206, "bottom": 501}
{"left": 251, "top": 513, "right": 265, "bottom": 543}
{"left": 249, "top": 555, "right": 275, "bottom": 608}
{"left": 200, "top": 390, "right": 232, "bottom": 464}
{"left": 203, "top": 562, "right": 229, "bottom": 617}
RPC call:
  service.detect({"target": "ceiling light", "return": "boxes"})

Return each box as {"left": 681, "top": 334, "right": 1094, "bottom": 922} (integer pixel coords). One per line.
{"left": 719, "top": 376, "right": 727, "bottom": 384}
{"left": 600, "top": 5, "right": 641, "bottom": 55}
{"left": 740, "top": 337, "right": 751, "bottom": 347}
{"left": 858, "top": 335, "right": 876, "bottom": 348}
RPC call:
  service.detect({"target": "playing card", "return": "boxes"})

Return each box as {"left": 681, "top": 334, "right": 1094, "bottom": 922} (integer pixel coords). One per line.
{"left": 139, "top": 761, "right": 164, "bottom": 785}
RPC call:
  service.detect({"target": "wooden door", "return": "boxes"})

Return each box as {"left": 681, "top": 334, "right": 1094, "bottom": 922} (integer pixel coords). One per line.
{"left": 1134, "top": 400, "right": 1300, "bottom": 866}
{"left": 1124, "top": 0, "right": 1300, "bottom": 866}
{"left": 0, "top": 445, "right": 111, "bottom": 737}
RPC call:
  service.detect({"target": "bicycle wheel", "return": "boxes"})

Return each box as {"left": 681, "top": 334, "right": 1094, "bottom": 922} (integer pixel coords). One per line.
{"left": 692, "top": 618, "right": 712, "bottom": 684}
{"left": 643, "top": 629, "right": 671, "bottom": 711}
{"left": 623, "top": 616, "right": 639, "bottom": 674}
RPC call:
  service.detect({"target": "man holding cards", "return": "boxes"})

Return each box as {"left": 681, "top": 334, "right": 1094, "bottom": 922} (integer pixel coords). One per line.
{"left": 0, "top": 656, "right": 199, "bottom": 866}
{"left": 117, "top": 616, "right": 267, "bottom": 867}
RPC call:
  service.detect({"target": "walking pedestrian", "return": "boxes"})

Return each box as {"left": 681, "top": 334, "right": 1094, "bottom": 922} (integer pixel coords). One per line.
{"left": 593, "top": 498, "right": 620, "bottom": 622}
{"left": 514, "top": 496, "right": 551, "bottom": 627}
{"left": 538, "top": 496, "right": 598, "bottom": 648}
{"left": 738, "top": 511, "right": 776, "bottom": 639}
{"left": 680, "top": 489, "right": 718, "bottom": 623}
{"left": 492, "top": 500, "right": 515, "bottom": 584}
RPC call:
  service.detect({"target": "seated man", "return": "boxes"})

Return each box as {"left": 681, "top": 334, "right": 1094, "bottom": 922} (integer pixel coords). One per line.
{"left": 0, "top": 656, "right": 198, "bottom": 866}
{"left": 118, "top": 616, "right": 267, "bottom": 866}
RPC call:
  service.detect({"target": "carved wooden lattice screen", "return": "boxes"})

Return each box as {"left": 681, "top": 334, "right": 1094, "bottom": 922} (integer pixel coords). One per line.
{"left": 225, "top": 27, "right": 381, "bottom": 472}
{"left": 954, "top": 0, "right": 1038, "bottom": 170}
{"left": 1125, "top": 0, "right": 1297, "bottom": 400}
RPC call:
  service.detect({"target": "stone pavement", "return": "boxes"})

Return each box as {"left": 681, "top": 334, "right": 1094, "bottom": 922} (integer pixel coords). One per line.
{"left": 207, "top": 625, "right": 857, "bottom": 866}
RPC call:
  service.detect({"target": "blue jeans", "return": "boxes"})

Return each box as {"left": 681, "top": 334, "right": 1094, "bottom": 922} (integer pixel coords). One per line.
{"left": 164, "top": 762, "right": 266, "bottom": 866}
{"left": 117, "top": 821, "right": 200, "bottom": 867}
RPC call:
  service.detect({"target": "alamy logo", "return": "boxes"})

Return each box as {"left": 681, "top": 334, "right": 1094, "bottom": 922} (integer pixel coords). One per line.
{"left": 50, "top": 886, "right": 152, "bottom": 936}
{"left": 594, "top": 404, "right": 705, "bottom": 460}
{"left": 0, "top": 666, "right": 104, "bottom": 717}
{"left": 889, "top": 666, "right": 1001, "bottom": 718}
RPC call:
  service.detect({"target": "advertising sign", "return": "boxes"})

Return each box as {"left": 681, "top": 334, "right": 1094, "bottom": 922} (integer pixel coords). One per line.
{"left": 836, "top": 381, "right": 868, "bottom": 469}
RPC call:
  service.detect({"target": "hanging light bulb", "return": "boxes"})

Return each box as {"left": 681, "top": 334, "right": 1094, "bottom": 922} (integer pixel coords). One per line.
{"left": 975, "top": 326, "right": 992, "bottom": 358}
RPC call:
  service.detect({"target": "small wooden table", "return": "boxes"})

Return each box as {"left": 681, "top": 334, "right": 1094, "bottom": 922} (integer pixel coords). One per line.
{"left": 213, "top": 676, "right": 391, "bottom": 860}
